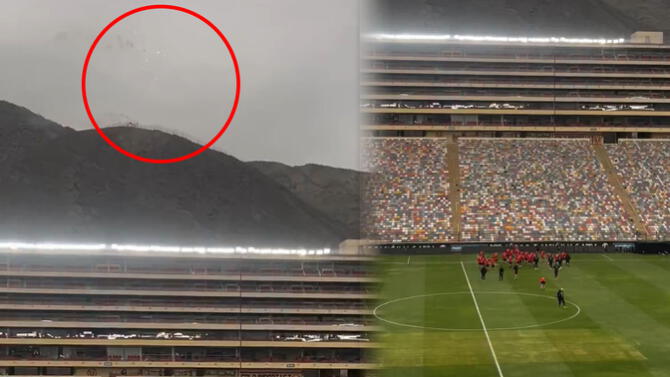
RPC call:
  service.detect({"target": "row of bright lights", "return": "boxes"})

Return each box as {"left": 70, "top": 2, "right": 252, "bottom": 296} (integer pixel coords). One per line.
{"left": 0, "top": 242, "right": 331, "bottom": 255}
{"left": 368, "top": 33, "right": 626, "bottom": 45}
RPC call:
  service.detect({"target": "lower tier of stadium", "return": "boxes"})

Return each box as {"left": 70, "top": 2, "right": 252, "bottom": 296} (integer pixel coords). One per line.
{"left": 363, "top": 138, "right": 670, "bottom": 243}
{"left": 0, "top": 249, "right": 378, "bottom": 377}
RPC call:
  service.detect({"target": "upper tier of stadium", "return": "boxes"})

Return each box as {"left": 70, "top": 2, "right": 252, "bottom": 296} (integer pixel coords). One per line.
{"left": 362, "top": 31, "right": 670, "bottom": 137}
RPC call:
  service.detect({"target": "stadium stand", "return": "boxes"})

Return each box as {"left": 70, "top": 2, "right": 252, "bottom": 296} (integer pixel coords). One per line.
{"left": 608, "top": 140, "right": 670, "bottom": 239}
{"left": 362, "top": 138, "right": 453, "bottom": 242}
{"left": 363, "top": 137, "right": 647, "bottom": 243}
{"left": 459, "top": 138, "right": 634, "bottom": 242}
{"left": 361, "top": 32, "right": 670, "bottom": 244}
{"left": 0, "top": 248, "right": 378, "bottom": 376}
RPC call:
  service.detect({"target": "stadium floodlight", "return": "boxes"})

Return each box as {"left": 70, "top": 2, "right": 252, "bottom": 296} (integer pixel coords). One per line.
{"left": 206, "top": 247, "right": 236, "bottom": 253}
{"left": 181, "top": 247, "right": 207, "bottom": 254}
{"left": 0, "top": 242, "right": 107, "bottom": 251}
{"left": 0, "top": 241, "right": 332, "bottom": 255}
{"left": 367, "top": 33, "right": 626, "bottom": 45}
{"left": 110, "top": 244, "right": 182, "bottom": 252}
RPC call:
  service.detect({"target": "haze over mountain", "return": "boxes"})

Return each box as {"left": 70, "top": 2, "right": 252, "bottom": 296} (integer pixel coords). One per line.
{"left": 0, "top": 100, "right": 361, "bottom": 248}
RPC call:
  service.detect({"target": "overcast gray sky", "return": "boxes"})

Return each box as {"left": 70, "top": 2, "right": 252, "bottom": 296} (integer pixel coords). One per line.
{"left": 0, "top": 0, "right": 359, "bottom": 169}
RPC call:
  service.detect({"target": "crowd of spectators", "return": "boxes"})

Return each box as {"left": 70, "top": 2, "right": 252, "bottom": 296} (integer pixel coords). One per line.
{"left": 608, "top": 140, "right": 670, "bottom": 239}
{"left": 362, "top": 138, "right": 453, "bottom": 242}
{"left": 458, "top": 139, "right": 634, "bottom": 241}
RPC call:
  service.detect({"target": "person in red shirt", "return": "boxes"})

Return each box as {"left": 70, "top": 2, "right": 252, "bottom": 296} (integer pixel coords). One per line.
{"left": 539, "top": 277, "right": 547, "bottom": 289}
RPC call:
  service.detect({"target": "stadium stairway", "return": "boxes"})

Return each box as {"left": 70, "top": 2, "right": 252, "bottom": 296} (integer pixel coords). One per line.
{"left": 446, "top": 136, "right": 462, "bottom": 241}
{"left": 592, "top": 143, "right": 649, "bottom": 239}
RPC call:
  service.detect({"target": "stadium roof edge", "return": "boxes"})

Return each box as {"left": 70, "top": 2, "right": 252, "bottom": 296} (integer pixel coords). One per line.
{"left": 0, "top": 247, "right": 376, "bottom": 261}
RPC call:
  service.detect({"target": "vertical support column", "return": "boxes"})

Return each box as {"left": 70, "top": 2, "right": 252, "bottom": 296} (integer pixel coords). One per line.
{"left": 446, "top": 135, "right": 462, "bottom": 241}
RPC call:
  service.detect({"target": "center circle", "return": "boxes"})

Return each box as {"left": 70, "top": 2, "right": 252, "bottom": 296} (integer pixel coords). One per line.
{"left": 374, "top": 291, "right": 581, "bottom": 331}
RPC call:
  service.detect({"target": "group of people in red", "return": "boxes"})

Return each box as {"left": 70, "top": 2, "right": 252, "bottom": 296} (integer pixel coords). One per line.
{"left": 476, "top": 246, "right": 571, "bottom": 282}
{"left": 476, "top": 246, "right": 572, "bottom": 308}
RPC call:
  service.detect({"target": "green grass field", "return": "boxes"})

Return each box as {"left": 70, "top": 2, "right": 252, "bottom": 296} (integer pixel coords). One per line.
{"left": 376, "top": 253, "right": 670, "bottom": 377}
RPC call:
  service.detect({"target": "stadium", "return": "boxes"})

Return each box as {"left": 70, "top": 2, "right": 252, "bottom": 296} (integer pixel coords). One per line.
{"left": 361, "top": 30, "right": 670, "bottom": 376}
{"left": 0, "top": 243, "right": 378, "bottom": 376}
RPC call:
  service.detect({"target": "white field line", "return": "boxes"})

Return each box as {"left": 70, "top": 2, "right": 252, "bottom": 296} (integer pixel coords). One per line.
{"left": 460, "top": 261, "right": 504, "bottom": 377}
{"left": 602, "top": 254, "right": 614, "bottom": 262}
{"left": 407, "top": 255, "right": 411, "bottom": 264}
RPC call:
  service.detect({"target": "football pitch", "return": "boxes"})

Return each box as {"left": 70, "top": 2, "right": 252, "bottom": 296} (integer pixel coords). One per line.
{"left": 376, "top": 253, "right": 670, "bottom": 377}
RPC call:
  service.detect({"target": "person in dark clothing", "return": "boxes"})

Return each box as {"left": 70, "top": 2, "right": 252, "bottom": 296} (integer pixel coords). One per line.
{"left": 533, "top": 253, "right": 539, "bottom": 269}
{"left": 553, "top": 262, "right": 561, "bottom": 278}
{"left": 548, "top": 254, "right": 554, "bottom": 267}
{"left": 557, "top": 288, "right": 566, "bottom": 307}
{"left": 498, "top": 264, "right": 504, "bottom": 281}
{"left": 512, "top": 264, "right": 519, "bottom": 279}
{"left": 565, "top": 253, "right": 571, "bottom": 266}
{"left": 480, "top": 265, "right": 488, "bottom": 280}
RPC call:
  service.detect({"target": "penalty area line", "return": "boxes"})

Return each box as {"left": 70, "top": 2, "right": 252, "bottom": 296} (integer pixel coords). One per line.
{"left": 460, "top": 261, "right": 504, "bottom": 377}
{"left": 602, "top": 254, "right": 614, "bottom": 262}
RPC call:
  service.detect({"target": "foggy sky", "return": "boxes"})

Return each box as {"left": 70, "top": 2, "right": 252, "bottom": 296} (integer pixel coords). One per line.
{"left": 0, "top": 0, "right": 359, "bottom": 169}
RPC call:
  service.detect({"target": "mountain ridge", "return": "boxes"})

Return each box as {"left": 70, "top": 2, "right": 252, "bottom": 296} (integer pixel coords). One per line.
{"left": 0, "top": 101, "right": 360, "bottom": 247}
